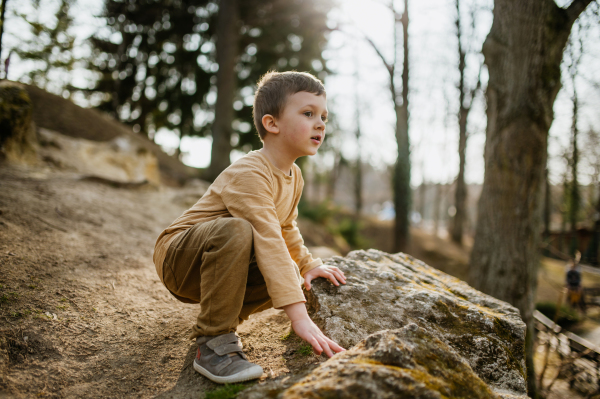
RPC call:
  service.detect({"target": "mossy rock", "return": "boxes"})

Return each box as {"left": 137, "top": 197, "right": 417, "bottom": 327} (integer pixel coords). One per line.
{"left": 0, "top": 81, "right": 37, "bottom": 163}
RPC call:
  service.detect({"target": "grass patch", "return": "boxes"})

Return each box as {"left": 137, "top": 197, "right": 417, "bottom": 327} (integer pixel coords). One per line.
{"left": 280, "top": 330, "right": 292, "bottom": 341}
{"left": 0, "top": 292, "right": 19, "bottom": 304}
{"left": 205, "top": 383, "right": 249, "bottom": 399}
{"left": 297, "top": 344, "right": 313, "bottom": 356}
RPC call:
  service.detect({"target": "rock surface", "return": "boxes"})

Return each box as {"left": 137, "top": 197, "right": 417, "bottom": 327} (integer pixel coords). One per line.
{"left": 0, "top": 81, "right": 38, "bottom": 164}
{"left": 38, "top": 128, "right": 161, "bottom": 185}
{"left": 241, "top": 249, "right": 527, "bottom": 399}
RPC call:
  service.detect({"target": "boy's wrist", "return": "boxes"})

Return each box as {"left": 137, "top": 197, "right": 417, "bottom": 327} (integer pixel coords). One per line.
{"left": 282, "top": 301, "right": 310, "bottom": 323}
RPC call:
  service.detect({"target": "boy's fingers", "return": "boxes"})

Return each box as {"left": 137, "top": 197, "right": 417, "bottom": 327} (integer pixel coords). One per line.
{"left": 327, "top": 338, "right": 345, "bottom": 353}
{"left": 310, "top": 337, "right": 323, "bottom": 355}
{"left": 325, "top": 273, "right": 339, "bottom": 286}
{"left": 319, "top": 337, "right": 334, "bottom": 357}
{"left": 333, "top": 270, "right": 346, "bottom": 284}
{"left": 304, "top": 275, "right": 313, "bottom": 290}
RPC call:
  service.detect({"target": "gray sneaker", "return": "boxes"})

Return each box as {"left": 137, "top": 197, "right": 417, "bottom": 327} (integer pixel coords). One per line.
{"left": 193, "top": 333, "right": 263, "bottom": 384}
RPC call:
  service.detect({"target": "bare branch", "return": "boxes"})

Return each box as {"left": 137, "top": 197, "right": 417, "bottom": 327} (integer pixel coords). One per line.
{"left": 467, "top": 63, "right": 483, "bottom": 111}
{"left": 363, "top": 34, "right": 394, "bottom": 78}
{"left": 565, "top": 0, "right": 595, "bottom": 26}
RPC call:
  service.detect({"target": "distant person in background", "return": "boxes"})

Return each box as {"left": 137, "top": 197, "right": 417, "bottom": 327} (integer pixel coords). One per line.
{"left": 566, "top": 251, "right": 584, "bottom": 310}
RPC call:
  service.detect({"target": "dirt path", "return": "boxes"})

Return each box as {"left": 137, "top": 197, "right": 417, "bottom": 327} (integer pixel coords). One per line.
{"left": 0, "top": 165, "right": 324, "bottom": 398}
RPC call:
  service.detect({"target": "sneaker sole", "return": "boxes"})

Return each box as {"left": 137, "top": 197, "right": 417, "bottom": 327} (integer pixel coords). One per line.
{"left": 193, "top": 361, "right": 263, "bottom": 384}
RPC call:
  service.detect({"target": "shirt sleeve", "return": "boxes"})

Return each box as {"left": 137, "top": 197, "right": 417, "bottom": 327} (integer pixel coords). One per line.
{"left": 220, "top": 166, "right": 305, "bottom": 309}
{"left": 282, "top": 206, "right": 323, "bottom": 277}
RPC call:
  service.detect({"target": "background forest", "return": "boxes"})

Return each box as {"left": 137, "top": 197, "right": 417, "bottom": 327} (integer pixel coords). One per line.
{"left": 1, "top": 0, "right": 600, "bottom": 397}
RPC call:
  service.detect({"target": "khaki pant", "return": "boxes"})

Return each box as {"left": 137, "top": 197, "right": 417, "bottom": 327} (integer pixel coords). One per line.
{"left": 162, "top": 218, "right": 273, "bottom": 338}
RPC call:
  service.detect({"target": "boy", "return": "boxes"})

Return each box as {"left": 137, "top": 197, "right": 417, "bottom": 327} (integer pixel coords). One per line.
{"left": 153, "top": 71, "right": 346, "bottom": 384}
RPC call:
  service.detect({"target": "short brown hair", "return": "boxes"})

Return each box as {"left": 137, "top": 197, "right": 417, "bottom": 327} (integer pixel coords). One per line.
{"left": 253, "top": 71, "right": 326, "bottom": 140}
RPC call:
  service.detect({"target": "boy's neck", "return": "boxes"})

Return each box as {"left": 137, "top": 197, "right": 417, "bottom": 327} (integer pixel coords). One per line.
{"left": 259, "top": 146, "right": 296, "bottom": 176}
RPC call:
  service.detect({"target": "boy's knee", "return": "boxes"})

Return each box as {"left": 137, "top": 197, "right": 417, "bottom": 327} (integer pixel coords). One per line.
{"left": 213, "top": 218, "right": 253, "bottom": 245}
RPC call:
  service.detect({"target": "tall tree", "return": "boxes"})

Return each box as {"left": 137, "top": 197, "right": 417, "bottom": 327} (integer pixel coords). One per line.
{"left": 353, "top": 50, "right": 363, "bottom": 218}
{"left": 13, "top": 0, "right": 77, "bottom": 92}
{"left": 90, "top": 0, "right": 333, "bottom": 166}
{"left": 566, "top": 31, "right": 583, "bottom": 256}
{"left": 468, "top": 0, "right": 595, "bottom": 397}
{"left": 204, "top": 0, "right": 239, "bottom": 181}
{"left": 364, "top": 0, "right": 410, "bottom": 252}
{"left": 450, "top": 0, "right": 481, "bottom": 245}
{"left": 0, "top": 0, "right": 7, "bottom": 77}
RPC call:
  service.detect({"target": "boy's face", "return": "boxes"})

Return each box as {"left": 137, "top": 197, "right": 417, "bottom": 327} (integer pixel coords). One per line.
{"left": 272, "top": 91, "right": 327, "bottom": 157}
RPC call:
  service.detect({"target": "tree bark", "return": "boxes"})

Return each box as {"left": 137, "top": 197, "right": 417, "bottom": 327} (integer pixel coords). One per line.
{"left": 433, "top": 183, "right": 442, "bottom": 236}
{"left": 568, "top": 63, "right": 580, "bottom": 256}
{"left": 568, "top": 90, "right": 580, "bottom": 256}
{"left": 205, "top": 0, "right": 239, "bottom": 181}
{"left": 450, "top": 0, "right": 468, "bottom": 245}
{"left": 468, "top": 0, "right": 593, "bottom": 397}
{"left": 0, "top": 0, "right": 7, "bottom": 79}
{"left": 393, "top": 0, "right": 410, "bottom": 252}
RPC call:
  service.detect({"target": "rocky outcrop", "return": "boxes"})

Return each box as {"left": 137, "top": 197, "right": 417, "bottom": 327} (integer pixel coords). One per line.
{"left": 0, "top": 81, "right": 38, "bottom": 164}
{"left": 38, "top": 128, "right": 161, "bottom": 185}
{"left": 25, "top": 84, "right": 200, "bottom": 183}
{"left": 241, "top": 249, "right": 527, "bottom": 399}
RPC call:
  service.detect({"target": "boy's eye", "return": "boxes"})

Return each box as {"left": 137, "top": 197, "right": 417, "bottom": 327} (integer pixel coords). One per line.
{"left": 321, "top": 116, "right": 328, "bottom": 122}
{"left": 304, "top": 111, "right": 313, "bottom": 117}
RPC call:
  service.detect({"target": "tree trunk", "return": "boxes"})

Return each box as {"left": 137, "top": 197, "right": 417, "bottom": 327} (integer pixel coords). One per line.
{"left": 468, "top": 0, "right": 592, "bottom": 397}
{"left": 433, "top": 183, "right": 442, "bottom": 236}
{"left": 451, "top": 0, "right": 468, "bottom": 245}
{"left": 593, "top": 188, "right": 600, "bottom": 265}
{"left": 354, "top": 59, "right": 363, "bottom": 218}
{"left": 205, "top": 0, "right": 239, "bottom": 181}
{"left": 418, "top": 178, "right": 426, "bottom": 226}
{"left": 543, "top": 168, "right": 550, "bottom": 236}
{"left": 393, "top": 0, "right": 410, "bottom": 252}
{"left": 568, "top": 82, "right": 580, "bottom": 256}
{"left": 0, "top": 0, "right": 7, "bottom": 78}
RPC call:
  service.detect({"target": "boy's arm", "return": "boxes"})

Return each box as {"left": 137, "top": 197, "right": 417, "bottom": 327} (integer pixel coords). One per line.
{"left": 281, "top": 218, "right": 322, "bottom": 276}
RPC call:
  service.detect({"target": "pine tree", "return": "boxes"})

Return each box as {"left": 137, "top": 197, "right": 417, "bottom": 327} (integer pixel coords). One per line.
{"left": 13, "top": 0, "right": 77, "bottom": 93}
{"left": 89, "top": 0, "right": 333, "bottom": 163}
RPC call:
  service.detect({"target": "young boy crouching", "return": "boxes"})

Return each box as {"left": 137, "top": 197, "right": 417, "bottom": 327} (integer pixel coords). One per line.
{"left": 153, "top": 71, "right": 346, "bottom": 384}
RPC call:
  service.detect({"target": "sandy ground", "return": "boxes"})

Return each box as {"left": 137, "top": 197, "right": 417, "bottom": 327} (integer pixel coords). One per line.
{"left": 0, "top": 164, "right": 326, "bottom": 398}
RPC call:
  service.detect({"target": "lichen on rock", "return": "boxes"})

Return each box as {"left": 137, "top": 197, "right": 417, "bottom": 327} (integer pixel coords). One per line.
{"left": 240, "top": 249, "right": 527, "bottom": 399}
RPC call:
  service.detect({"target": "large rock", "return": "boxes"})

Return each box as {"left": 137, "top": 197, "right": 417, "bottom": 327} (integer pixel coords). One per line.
{"left": 0, "top": 81, "right": 38, "bottom": 164}
{"left": 242, "top": 249, "right": 527, "bottom": 399}
{"left": 38, "top": 128, "right": 161, "bottom": 185}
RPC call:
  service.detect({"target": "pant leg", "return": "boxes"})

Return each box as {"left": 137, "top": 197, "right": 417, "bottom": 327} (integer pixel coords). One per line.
{"left": 238, "top": 260, "right": 273, "bottom": 325}
{"left": 162, "top": 217, "right": 255, "bottom": 337}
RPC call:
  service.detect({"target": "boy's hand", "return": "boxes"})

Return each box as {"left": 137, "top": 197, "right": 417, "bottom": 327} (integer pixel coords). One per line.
{"left": 283, "top": 302, "right": 345, "bottom": 357}
{"left": 303, "top": 265, "right": 346, "bottom": 291}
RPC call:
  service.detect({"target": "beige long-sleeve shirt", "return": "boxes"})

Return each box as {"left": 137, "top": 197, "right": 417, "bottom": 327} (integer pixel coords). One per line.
{"left": 153, "top": 150, "right": 322, "bottom": 308}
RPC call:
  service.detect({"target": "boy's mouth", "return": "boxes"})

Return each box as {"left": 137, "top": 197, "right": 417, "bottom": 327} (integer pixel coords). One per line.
{"left": 311, "top": 135, "right": 322, "bottom": 144}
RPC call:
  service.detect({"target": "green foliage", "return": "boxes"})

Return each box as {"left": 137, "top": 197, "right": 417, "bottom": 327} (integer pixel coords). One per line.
{"left": 297, "top": 344, "right": 313, "bottom": 356}
{"left": 13, "top": 0, "right": 77, "bottom": 93}
{"left": 89, "top": 0, "right": 334, "bottom": 149}
{"left": 298, "top": 199, "right": 334, "bottom": 225}
{"left": 205, "top": 383, "right": 249, "bottom": 399}
{"left": 337, "top": 217, "right": 369, "bottom": 249}
{"left": 535, "top": 301, "right": 581, "bottom": 329}
{"left": 280, "top": 330, "right": 292, "bottom": 341}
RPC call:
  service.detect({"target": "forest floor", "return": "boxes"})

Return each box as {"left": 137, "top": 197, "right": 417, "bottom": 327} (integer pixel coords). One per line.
{"left": 0, "top": 162, "right": 594, "bottom": 398}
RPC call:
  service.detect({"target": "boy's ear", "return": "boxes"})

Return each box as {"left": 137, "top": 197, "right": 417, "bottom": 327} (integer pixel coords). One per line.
{"left": 262, "top": 114, "right": 280, "bottom": 134}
